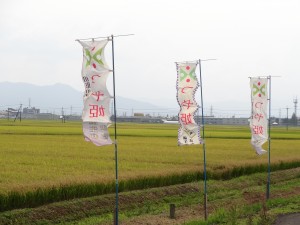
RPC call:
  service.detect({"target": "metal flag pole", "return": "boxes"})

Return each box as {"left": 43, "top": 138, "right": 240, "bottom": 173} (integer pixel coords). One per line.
{"left": 111, "top": 34, "right": 119, "bottom": 225}
{"left": 76, "top": 34, "right": 134, "bottom": 225}
{"left": 266, "top": 76, "right": 271, "bottom": 200}
{"left": 249, "top": 75, "right": 279, "bottom": 199}
{"left": 198, "top": 59, "right": 208, "bottom": 220}
{"left": 198, "top": 58, "right": 216, "bottom": 220}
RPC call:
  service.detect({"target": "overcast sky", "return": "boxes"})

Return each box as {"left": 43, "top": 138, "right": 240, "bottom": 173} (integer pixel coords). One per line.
{"left": 0, "top": 0, "right": 299, "bottom": 117}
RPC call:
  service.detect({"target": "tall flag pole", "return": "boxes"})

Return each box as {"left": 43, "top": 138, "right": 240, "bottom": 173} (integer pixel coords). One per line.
{"left": 267, "top": 76, "right": 271, "bottom": 199}
{"left": 249, "top": 76, "right": 273, "bottom": 199}
{"left": 176, "top": 59, "right": 211, "bottom": 220}
{"left": 110, "top": 34, "right": 119, "bottom": 224}
{"left": 198, "top": 58, "right": 215, "bottom": 220}
{"left": 198, "top": 59, "right": 208, "bottom": 220}
{"left": 77, "top": 34, "right": 133, "bottom": 225}
{"left": 77, "top": 36, "right": 118, "bottom": 223}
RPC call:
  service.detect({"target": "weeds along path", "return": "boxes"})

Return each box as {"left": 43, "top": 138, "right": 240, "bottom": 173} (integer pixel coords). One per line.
{"left": 0, "top": 167, "right": 299, "bottom": 225}
{"left": 117, "top": 168, "right": 300, "bottom": 225}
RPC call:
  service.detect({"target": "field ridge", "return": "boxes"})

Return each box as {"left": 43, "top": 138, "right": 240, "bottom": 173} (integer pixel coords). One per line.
{"left": 0, "top": 167, "right": 299, "bottom": 225}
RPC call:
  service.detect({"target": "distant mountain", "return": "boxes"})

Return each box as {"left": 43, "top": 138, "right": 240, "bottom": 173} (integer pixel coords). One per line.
{"left": 0, "top": 82, "right": 162, "bottom": 116}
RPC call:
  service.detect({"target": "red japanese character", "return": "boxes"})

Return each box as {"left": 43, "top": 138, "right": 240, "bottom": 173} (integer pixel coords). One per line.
{"left": 92, "top": 91, "right": 104, "bottom": 101}
{"left": 89, "top": 105, "right": 105, "bottom": 118}
{"left": 181, "top": 86, "right": 193, "bottom": 94}
{"left": 98, "top": 105, "right": 105, "bottom": 116}
{"left": 181, "top": 100, "right": 193, "bottom": 109}
{"left": 254, "top": 102, "right": 263, "bottom": 113}
{"left": 89, "top": 105, "right": 98, "bottom": 118}
{"left": 254, "top": 113, "right": 264, "bottom": 122}
{"left": 180, "top": 113, "right": 193, "bottom": 125}
{"left": 252, "top": 125, "right": 264, "bottom": 135}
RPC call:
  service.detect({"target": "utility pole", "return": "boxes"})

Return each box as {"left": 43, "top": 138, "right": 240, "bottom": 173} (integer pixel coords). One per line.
{"left": 14, "top": 104, "right": 22, "bottom": 122}
{"left": 293, "top": 97, "right": 298, "bottom": 126}
{"left": 20, "top": 104, "right": 22, "bottom": 122}
{"left": 286, "top": 107, "right": 290, "bottom": 131}
{"left": 61, "top": 107, "right": 65, "bottom": 123}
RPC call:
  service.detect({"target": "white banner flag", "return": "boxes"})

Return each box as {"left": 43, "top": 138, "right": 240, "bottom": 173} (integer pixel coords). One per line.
{"left": 249, "top": 78, "right": 268, "bottom": 155}
{"left": 176, "top": 62, "right": 202, "bottom": 145}
{"left": 79, "top": 39, "right": 113, "bottom": 146}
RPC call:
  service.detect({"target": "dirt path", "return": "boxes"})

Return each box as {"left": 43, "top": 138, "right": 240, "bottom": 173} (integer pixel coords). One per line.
{"left": 119, "top": 205, "right": 203, "bottom": 225}
{"left": 106, "top": 168, "right": 300, "bottom": 225}
{"left": 273, "top": 213, "right": 300, "bottom": 225}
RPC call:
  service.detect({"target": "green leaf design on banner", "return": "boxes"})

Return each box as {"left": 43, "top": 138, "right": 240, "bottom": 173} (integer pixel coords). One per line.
{"left": 85, "top": 48, "right": 104, "bottom": 67}
{"left": 252, "top": 84, "right": 266, "bottom": 96}
{"left": 92, "top": 48, "right": 104, "bottom": 65}
{"left": 180, "top": 68, "right": 196, "bottom": 81}
{"left": 85, "top": 49, "right": 92, "bottom": 67}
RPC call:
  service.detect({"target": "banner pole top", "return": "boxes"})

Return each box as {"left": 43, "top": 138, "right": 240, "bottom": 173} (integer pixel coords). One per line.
{"left": 199, "top": 58, "right": 217, "bottom": 62}
{"left": 175, "top": 59, "right": 217, "bottom": 64}
{"left": 75, "top": 34, "right": 134, "bottom": 42}
{"left": 248, "top": 76, "right": 282, "bottom": 79}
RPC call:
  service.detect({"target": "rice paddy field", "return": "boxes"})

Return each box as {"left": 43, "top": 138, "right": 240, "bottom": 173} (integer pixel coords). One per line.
{"left": 0, "top": 119, "right": 299, "bottom": 211}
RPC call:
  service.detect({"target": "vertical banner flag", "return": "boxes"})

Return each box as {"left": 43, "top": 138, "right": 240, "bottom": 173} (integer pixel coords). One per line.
{"left": 176, "top": 62, "right": 202, "bottom": 145}
{"left": 249, "top": 78, "right": 268, "bottom": 155}
{"left": 79, "top": 39, "right": 113, "bottom": 146}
